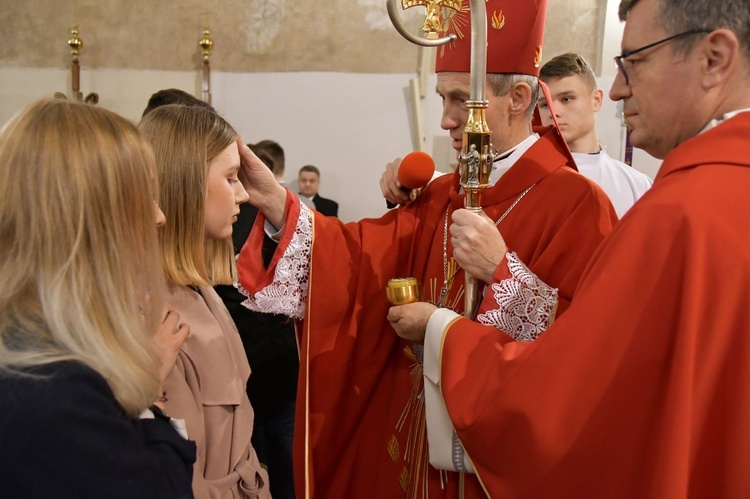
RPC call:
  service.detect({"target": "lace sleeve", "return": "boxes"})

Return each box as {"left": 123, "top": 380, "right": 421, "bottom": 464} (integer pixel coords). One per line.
{"left": 236, "top": 204, "right": 313, "bottom": 320}
{"left": 476, "top": 252, "right": 558, "bottom": 341}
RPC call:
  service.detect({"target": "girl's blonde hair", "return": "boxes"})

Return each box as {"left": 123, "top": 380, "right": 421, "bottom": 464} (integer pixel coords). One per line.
{"left": 139, "top": 104, "right": 239, "bottom": 286}
{"left": 0, "top": 98, "right": 166, "bottom": 416}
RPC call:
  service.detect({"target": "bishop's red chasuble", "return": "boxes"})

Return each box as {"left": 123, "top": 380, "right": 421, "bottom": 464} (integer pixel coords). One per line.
{"left": 438, "top": 113, "right": 750, "bottom": 497}
{"left": 238, "top": 126, "right": 615, "bottom": 498}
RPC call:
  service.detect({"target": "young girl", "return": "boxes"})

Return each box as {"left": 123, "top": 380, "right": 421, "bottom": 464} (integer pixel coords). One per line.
{"left": 139, "top": 104, "right": 270, "bottom": 498}
{"left": 0, "top": 98, "right": 194, "bottom": 497}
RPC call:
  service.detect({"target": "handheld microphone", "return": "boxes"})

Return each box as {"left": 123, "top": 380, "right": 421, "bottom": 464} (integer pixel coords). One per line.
{"left": 386, "top": 151, "right": 436, "bottom": 208}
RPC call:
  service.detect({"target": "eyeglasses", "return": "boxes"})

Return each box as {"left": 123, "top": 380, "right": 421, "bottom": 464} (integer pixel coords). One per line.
{"left": 614, "top": 28, "right": 713, "bottom": 85}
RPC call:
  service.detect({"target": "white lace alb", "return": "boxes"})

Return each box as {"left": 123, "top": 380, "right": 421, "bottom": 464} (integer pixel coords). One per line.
{"left": 476, "top": 252, "right": 558, "bottom": 341}
{"left": 236, "top": 203, "right": 313, "bottom": 319}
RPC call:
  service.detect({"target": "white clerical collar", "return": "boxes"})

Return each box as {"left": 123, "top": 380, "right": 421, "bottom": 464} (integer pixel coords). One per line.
{"left": 489, "top": 133, "right": 540, "bottom": 186}
{"left": 700, "top": 108, "right": 750, "bottom": 134}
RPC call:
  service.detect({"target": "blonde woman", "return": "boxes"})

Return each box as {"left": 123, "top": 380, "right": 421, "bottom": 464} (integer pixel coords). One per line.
{"left": 139, "top": 105, "right": 270, "bottom": 499}
{"left": 0, "top": 98, "right": 194, "bottom": 497}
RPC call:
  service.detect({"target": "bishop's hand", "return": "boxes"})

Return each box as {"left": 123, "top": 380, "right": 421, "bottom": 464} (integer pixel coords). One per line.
{"left": 237, "top": 138, "right": 287, "bottom": 228}
{"left": 450, "top": 208, "right": 508, "bottom": 283}
{"left": 388, "top": 302, "right": 437, "bottom": 344}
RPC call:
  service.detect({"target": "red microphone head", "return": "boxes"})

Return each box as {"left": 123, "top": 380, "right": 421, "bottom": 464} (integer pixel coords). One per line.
{"left": 398, "top": 151, "right": 435, "bottom": 189}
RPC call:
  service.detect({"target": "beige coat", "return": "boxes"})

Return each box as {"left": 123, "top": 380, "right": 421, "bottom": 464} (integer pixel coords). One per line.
{"left": 164, "top": 285, "right": 271, "bottom": 499}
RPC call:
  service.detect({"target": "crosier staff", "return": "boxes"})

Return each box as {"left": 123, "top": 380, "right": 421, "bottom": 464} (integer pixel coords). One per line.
{"left": 387, "top": 0, "right": 493, "bottom": 319}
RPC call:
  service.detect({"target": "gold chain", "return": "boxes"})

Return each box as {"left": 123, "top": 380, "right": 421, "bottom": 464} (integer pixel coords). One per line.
{"left": 439, "top": 183, "right": 536, "bottom": 306}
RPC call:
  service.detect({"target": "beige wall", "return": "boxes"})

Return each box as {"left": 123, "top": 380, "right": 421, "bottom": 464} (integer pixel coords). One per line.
{"left": 2, "top": 0, "right": 604, "bottom": 73}
{"left": 0, "top": 0, "right": 661, "bottom": 222}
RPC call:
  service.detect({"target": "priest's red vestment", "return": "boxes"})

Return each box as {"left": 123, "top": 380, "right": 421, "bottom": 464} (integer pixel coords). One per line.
{"left": 237, "top": 126, "right": 615, "bottom": 498}
{"left": 438, "top": 113, "right": 750, "bottom": 497}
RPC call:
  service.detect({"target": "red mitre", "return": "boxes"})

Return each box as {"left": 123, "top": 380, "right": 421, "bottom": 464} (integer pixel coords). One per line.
{"left": 435, "top": 0, "right": 547, "bottom": 76}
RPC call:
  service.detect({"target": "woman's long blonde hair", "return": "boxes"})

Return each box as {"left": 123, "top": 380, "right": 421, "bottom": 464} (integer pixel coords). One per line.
{"left": 139, "top": 104, "right": 239, "bottom": 286}
{"left": 0, "top": 98, "right": 166, "bottom": 417}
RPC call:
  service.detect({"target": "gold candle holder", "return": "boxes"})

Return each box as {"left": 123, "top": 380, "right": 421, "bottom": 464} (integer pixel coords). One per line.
{"left": 386, "top": 278, "right": 422, "bottom": 305}
{"left": 199, "top": 25, "right": 213, "bottom": 105}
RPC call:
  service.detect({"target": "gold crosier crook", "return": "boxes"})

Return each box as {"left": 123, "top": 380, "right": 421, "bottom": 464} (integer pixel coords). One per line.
{"left": 387, "top": 0, "right": 493, "bottom": 320}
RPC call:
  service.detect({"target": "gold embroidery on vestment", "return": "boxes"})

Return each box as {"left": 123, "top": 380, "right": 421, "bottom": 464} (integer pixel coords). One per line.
{"left": 491, "top": 10, "right": 505, "bottom": 30}
{"left": 399, "top": 466, "right": 410, "bottom": 492}
{"left": 388, "top": 435, "right": 400, "bottom": 462}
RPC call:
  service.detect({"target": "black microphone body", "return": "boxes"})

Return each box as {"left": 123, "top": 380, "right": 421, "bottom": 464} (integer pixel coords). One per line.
{"left": 386, "top": 186, "right": 413, "bottom": 209}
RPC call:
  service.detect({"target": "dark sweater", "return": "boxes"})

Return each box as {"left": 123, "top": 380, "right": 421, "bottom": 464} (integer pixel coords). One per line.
{"left": 0, "top": 360, "right": 195, "bottom": 498}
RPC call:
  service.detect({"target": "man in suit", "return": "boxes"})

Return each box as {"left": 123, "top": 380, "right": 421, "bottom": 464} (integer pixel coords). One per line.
{"left": 297, "top": 165, "right": 338, "bottom": 217}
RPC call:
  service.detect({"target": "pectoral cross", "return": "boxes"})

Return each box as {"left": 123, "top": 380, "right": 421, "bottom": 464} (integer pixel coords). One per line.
{"left": 438, "top": 286, "right": 450, "bottom": 307}
{"left": 437, "top": 257, "right": 460, "bottom": 308}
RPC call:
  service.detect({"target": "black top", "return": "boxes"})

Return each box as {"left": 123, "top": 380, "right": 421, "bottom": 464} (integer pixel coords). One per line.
{"left": 215, "top": 201, "right": 299, "bottom": 418}
{"left": 312, "top": 194, "right": 339, "bottom": 218}
{"left": 0, "top": 360, "right": 195, "bottom": 498}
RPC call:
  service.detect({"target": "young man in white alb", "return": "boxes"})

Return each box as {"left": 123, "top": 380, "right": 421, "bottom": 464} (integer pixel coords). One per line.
{"left": 539, "top": 52, "right": 653, "bottom": 217}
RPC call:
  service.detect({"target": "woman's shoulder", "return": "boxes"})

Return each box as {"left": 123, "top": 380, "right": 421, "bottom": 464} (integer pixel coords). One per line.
{"left": 1, "top": 361, "right": 119, "bottom": 426}
{"left": 1, "top": 360, "right": 106, "bottom": 394}
{"left": 164, "top": 285, "right": 250, "bottom": 404}
{"left": 0, "top": 363, "right": 196, "bottom": 497}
